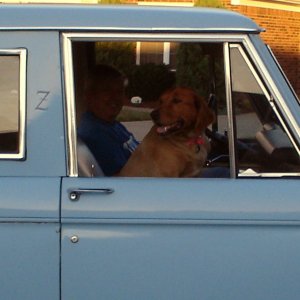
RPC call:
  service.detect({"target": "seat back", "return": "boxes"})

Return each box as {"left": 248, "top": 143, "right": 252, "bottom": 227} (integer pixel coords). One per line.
{"left": 77, "top": 137, "right": 104, "bottom": 177}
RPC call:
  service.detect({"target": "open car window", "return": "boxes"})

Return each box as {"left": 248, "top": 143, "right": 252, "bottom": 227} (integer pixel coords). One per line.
{"left": 72, "top": 40, "right": 230, "bottom": 178}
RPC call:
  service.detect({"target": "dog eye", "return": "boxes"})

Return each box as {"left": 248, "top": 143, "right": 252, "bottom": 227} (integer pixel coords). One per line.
{"left": 172, "top": 98, "right": 182, "bottom": 104}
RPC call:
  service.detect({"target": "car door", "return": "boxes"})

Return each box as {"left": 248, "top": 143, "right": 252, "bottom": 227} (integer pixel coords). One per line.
{"left": 61, "top": 33, "right": 300, "bottom": 300}
{"left": 61, "top": 177, "right": 300, "bottom": 300}
{"left": 0, "top": 31, "right": 64, "bottom": 299}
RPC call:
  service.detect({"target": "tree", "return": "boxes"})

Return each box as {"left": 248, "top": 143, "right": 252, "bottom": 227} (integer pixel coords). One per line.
{"left": 193, "top": 0, "right": 224, "bottom": 8}
{"left": 176, "top": 43, "right": 210, "bottom": 97}
{"left": 95, "top": 42, "right": 136, "bottom": 76}
{"left": 98, "top": 0, "right": 124, "bottom": 4}
{"left": 128, "top": 63, "right": 176, "bottom": 102}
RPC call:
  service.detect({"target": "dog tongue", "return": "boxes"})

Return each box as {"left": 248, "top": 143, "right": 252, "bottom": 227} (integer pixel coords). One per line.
{"left": 156, "top": 120, "right": 183, "bottom": 135}
{"left": 156, "top": 124, "right": 175, "bottom": 134}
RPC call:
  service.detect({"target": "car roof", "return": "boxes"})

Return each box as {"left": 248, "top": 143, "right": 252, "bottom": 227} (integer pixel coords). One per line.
{"left": 0, "top": 4, "right": 262, "bottom": 33}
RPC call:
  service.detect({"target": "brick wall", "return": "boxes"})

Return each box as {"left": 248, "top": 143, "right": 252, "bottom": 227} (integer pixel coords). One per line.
{"left": 223, "top": 0, "right": 300, "bottom": 97}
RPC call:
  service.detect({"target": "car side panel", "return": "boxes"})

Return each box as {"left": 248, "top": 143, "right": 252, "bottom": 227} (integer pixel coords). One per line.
{"left": 62, "top": 223, "right": 300, "bottom": 300}
{"left": 61, "top": 177, "right": 300, "bottom": 300}
{"left": 0, "top": 177, "right": 60, "bottom": 300}
{"left": 0, "top": 223, "right": 60, "bottom": 300}
{"left": 0, "top": 31, "right": 66, "bottom": 177}
{"left": 0, "top": 31, "right": 63, "bottom": 299}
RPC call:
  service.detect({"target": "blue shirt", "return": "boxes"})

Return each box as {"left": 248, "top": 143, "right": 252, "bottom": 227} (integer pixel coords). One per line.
{"left": 78, "top": 112, "right": 139, "bottom": 176}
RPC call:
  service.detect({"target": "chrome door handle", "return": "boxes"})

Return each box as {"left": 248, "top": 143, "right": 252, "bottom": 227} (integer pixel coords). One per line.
{"left": 69, "top": 188, "right": 114, "bottom": 201}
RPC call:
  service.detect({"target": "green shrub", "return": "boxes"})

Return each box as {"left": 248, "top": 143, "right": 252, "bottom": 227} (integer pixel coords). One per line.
{"left": 117, "top": 109, "right": 151, "bottom": 122}
{"left": 176, "top": 43, "right": 210, "bottom": 97}
{"left": 128, "top": 63, "right": 176, "bottom": 102}
{"left": 95, "top": 42, "right": 135, "bottom": 76}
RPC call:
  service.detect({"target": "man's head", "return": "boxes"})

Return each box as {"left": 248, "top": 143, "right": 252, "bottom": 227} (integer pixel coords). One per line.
{"left": 86, "top": 64, "right": 127, "bottom": 123}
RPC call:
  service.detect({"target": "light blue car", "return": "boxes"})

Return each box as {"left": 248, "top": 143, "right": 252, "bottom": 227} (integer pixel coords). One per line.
{"left": 1, "top": 4, "right": 300, "bottom": 300}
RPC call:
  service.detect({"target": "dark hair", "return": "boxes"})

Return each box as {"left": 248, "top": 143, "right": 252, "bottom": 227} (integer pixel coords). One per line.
{"left": 86, "top": 64, "right": 126, "bottom": 92}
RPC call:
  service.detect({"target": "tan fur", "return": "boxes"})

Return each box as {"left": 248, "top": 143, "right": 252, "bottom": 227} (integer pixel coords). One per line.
{"left": 119, "top": 87, "right": 214, "bottom": 177}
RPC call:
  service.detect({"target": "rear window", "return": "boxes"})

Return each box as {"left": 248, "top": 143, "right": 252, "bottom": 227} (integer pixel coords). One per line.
{"left": 0, "top": 50, "right": 26, "bottom": 159}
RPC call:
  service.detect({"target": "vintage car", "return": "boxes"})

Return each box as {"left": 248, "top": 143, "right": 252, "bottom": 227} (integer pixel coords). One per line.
{"left": 1, "top": 4, "right": 300, "bottom": 300}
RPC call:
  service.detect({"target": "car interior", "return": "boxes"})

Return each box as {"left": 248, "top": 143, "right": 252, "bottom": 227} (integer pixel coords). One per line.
{"left": 71, "top": 40, "right": 300, "bottom": 178}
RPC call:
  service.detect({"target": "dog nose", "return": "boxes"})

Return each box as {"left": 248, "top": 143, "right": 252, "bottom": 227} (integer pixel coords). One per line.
{"left": 150, "top": 109, "right": 160, "bottom": 121}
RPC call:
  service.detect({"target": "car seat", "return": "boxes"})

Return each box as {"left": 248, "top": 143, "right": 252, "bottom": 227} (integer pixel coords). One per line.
{"left": 77, "top": 137, "right": 104, "bottom": 177}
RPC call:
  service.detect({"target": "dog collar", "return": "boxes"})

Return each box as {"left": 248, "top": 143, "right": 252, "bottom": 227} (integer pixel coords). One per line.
{"left": 186, "top": 136, "right": 205, "bottom": 146}
{"left": 186, "top": 136, "right": 205, "bottom": 153}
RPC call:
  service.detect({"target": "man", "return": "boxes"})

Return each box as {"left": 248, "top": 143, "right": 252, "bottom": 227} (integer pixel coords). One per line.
{"left": 77, "top": 64, "right": 139, "bottom": 176}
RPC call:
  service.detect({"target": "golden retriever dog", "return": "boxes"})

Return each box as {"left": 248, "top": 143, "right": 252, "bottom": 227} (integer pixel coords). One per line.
{"left": 119, "top": 87, "right": 214, "bottom": 177}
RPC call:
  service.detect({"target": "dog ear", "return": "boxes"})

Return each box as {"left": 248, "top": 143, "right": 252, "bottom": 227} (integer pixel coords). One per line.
{"left": 194, "top": 95, "right": 215, "bottom": 135}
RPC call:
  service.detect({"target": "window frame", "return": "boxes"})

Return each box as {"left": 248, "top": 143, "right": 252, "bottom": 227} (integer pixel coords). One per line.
{"left": 228, "top": 43, "right": 300, "bottom": 177}
{"left": 62, "top": 32, "right": 300, "bottom": 178}
{"left": 0, "top": 49, "right": 26, "bottom": 160}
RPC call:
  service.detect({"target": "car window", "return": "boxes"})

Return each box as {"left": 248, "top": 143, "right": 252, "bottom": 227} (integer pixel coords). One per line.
{"left": 0, "top": 50, "right": 26, "bottom": 159}
{"left": 70, "top": 39, "right": 229, "bottom": 178}
{"left": 66, "top": 37, "right": 299, "bottom": 178}
{"left": 229, "top": 44, "right": 300, "bottom": 177}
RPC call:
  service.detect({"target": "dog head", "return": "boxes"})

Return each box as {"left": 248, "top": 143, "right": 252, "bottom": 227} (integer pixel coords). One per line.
{"left": 150, "top": 87, "right": 214, "bottom": 136}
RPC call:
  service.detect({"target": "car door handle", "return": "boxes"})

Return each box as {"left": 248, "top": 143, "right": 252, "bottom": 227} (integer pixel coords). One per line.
{"left": 69, "top": 188, "right": 114, "bottom": 201}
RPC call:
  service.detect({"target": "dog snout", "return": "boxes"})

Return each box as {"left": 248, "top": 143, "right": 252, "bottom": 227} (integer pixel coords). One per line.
{"left": 150, "top": 109, "right": 160, "bottom": 122}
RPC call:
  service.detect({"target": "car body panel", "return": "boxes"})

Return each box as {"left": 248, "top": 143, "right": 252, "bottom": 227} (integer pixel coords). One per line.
{"left": 0, "top": 30, "right": 62, "bottom": 300}
{"left": 0, "top": 31, "right": 66, "bottom": 177}
{"left": 62, "top": 223, "right": 300, "bottom": 300}
{"left": 0, "top": 5, "right": 261, "bottom": 33}
{"left": 0, "top": 223, "right": 60, "bottom": 300}
{"left": 0, "top": 178, "right": 60, "bottom": 299}
{"left": 61, "top": 177, "right": 300, "bottom": 299}
{"left": 0, "top": 177, "right": 60, "bottom": 221}
{"left": 62, "top": 177, "right": 300, "bottom": 221}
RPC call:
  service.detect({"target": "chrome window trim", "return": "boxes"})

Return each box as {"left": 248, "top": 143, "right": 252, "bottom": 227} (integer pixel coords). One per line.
{"left": 63, "top": 32, "right": 249, "bottom": 43}
{"left": 239, "top": 172, "right": 300, "bottom": 178}
{"left": 0, "top": 49, "right": 26, "bottom": 160}
{"left": 224, "top": 43, "right": 237, "bottom": 178}
{"left": 0, "top": 27, "right": 262, "bottom": 33}
{"left": 62, "top": 36, "right": 78, "bottom": 177}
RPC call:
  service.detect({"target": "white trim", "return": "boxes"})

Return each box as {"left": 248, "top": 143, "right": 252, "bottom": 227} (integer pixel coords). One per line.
{"left": 62, "top": 34, "right": 78, "bottom": 177}
{"left": 224, "top": 43, "right": 237, "bottom": 178}
{"left": 239, "top": 172, "right": 300, "bottom": 177}
{"left": 62, "top": 32, "right": 250, "bottom": 42}
{"left": 0, "top": 26, "right": 260, "bottom": 33}
{"left": 231, "top": 0, "right": 300, "bottom": 12}
{"left": 163, "top": 42, "right": 170, "bottom": 65}
{"left": 136, "top": 41, "right": 141, "bottom": 65}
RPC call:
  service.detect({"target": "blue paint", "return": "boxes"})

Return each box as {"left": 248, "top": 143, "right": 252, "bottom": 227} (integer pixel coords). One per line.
{"left": 0, "top": 5, "right": 299, "bottom": 300}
